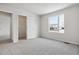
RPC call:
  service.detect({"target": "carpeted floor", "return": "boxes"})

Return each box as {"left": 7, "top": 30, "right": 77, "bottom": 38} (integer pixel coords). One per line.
{"left": 0, "top": 38, "right": 79, "bottom": 55}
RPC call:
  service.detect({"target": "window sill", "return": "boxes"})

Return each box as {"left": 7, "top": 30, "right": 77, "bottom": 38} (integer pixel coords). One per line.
{"left": 49, "top": 30, "right": 64, "bottom": 33}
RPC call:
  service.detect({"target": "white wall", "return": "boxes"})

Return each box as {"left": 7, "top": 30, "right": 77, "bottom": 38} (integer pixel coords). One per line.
{"left": 0, "top": 4, "right": 40, "bottom": 43}
{"left": 40, "top": 4, "right": 79, "bottom": 45}
{"left": 27, "top": 15, "right": 40, "bottom": 39}
{"left": 11, "top": 14, "right": 18, "bottom": 42}
{"left": 0, "top": 11, "right": 11, "bottom": 40}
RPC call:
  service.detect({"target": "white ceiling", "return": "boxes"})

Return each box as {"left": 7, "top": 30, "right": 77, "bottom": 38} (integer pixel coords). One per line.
{"left": 0, "top": 3, "right": 76, "bottom": 15}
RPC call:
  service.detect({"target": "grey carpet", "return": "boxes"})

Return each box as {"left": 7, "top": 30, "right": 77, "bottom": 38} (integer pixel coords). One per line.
{"left": 0, "top": 38, "right": 79, "bottom": 55}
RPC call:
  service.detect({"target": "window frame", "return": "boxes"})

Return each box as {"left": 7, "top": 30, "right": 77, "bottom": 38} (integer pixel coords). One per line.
{"left": 48, "top": 14, "right": 64, "bottom": 33}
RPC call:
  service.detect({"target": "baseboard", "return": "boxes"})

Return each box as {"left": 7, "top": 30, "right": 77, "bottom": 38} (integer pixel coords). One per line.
{"left": 40, "top": 37, "right": 79, "bottom": 46}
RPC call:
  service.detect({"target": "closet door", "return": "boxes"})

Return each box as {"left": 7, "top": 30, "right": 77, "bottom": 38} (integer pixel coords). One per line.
{"left": 18, "top": 15, "right": 26, "bottom": 39}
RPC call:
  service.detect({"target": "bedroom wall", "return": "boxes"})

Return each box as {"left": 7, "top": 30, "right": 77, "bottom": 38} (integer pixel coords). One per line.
{"left": 40, "top": 4, "right": 79, "bottom": 45}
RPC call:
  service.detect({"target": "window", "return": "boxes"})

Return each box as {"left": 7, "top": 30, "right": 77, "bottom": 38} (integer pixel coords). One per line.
{"left": 48, "top": 14, "right": 64, "bottom": 33}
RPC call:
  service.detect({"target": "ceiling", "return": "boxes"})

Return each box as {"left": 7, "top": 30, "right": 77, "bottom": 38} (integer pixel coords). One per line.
{"left": 0, "top": 3, "right": 76, "bottom": 15}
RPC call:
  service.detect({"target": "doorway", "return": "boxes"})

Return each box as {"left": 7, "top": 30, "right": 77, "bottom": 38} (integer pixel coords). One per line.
{"left": 18, "top": 15, "right": 27, "bottom": 40}
{"left": 0, "top": 11, "right": 12, "bottom": 44}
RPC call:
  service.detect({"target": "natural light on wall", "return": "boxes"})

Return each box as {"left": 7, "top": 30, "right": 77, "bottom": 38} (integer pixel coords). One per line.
{"left": 48, "top": 14, "right": 64, "bottom": 33}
